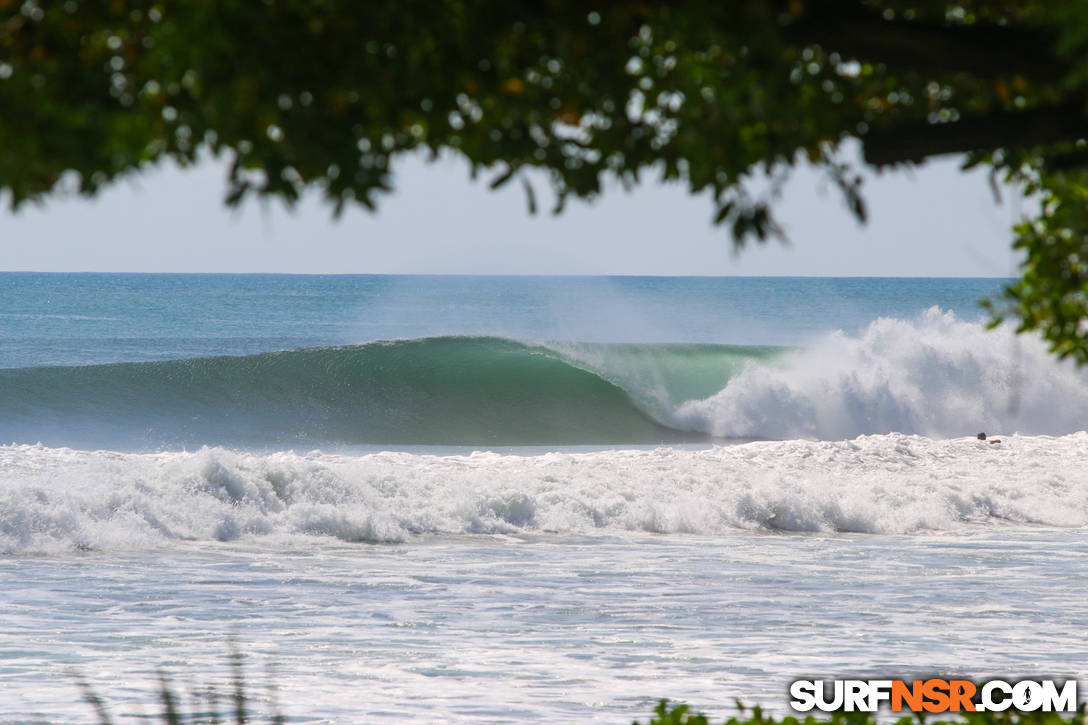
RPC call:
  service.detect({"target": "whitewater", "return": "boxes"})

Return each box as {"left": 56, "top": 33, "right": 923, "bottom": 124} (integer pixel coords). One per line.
{"left": 2, "top": 274, "right": 1087, "bottom": 724}
{"left": 5, "top": 432, "right": 1088, "bottom": 554}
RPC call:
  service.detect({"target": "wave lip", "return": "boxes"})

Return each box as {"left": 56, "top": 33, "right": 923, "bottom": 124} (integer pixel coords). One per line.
{"left": 3, "top": 433, "right": 1088, "bottom": 554}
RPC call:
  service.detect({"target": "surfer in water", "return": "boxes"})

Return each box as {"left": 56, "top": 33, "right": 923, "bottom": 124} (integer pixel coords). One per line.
{"left": 977, "top": 432, "right": 1002, "bottom": 444}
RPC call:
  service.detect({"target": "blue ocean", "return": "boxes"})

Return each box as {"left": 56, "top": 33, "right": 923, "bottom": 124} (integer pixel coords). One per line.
{"left": 2, "top": 274, "right": 1088, "bottom": 723}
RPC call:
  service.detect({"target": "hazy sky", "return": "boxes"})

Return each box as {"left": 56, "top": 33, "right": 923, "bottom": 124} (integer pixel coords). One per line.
{"left": 2, "top": 150, "right": 1023, "bottom": 276}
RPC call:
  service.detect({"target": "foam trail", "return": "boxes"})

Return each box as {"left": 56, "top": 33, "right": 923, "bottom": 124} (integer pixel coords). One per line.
{"left": 3, "top": 433, "right": 1088, "bottom": 554}
{"left": 673, "top": 308, "right": 1088, "bottom": 439}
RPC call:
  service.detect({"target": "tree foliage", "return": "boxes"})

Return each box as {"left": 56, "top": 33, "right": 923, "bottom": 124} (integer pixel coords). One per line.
{"left": 3, "top": 1, "right": 1088, "bottom": 360}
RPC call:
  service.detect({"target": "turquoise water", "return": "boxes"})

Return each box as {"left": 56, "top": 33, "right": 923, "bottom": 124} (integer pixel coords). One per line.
{"left": 0, "top": 274, "right": 1004, "bottom": 367}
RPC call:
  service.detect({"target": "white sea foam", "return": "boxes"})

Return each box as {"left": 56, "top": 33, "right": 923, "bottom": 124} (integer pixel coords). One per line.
{"left": 3, "top": 432, "right": 1087, "bottom": 554}
{"left": 673, "top": 308, "right": 1088, "bottom": 439}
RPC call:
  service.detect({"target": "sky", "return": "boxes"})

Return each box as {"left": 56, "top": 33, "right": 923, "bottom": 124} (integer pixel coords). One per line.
{"left": 1, "top": 150, "right": 1023, "bottom": 276}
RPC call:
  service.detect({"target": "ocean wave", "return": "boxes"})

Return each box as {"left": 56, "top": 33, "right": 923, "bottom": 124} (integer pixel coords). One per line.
{"left": 0, "top": 337, "right": 769, "bottom": 448}
{"left": 1, "top": 310, "right": 1086, "bottom": 448}
{"left": 3, "top": 434, "right": 1087, "bottom": 553}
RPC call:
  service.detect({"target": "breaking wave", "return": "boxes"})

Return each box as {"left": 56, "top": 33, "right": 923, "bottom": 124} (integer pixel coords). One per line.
{"left": 1, "top": 309, "right": 1086, "bottom": 448}
{"left": 3, "top": 433, "right": 1088, "bottom": 553}
{"left": 0, "top": 337, "right": 771, "bottom": 447}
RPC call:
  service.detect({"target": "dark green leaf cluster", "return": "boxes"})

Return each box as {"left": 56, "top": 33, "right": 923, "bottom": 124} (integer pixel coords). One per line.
{"left": 1, "top": 0, "right": 860, "bottom": 233}
{"left": 984, "top": 166, "right": 1088, "bottom": 363}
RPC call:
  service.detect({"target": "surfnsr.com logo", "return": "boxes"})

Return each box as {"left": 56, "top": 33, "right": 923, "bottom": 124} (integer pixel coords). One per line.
{"left": 790, "top": 679, "right": 1078, "bottom": 713}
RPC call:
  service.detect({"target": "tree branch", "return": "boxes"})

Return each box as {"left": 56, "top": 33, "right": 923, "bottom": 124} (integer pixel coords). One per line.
{"left": 785, "top": 1, "right": 1067, "bottom": 80}
{"left": 862, "top": 103, "right": 1088, "bottom": 167}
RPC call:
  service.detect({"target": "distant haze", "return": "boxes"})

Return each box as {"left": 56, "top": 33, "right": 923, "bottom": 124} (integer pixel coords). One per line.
{"left": 2, "top": 151, "right": 1021, "bottom": 276}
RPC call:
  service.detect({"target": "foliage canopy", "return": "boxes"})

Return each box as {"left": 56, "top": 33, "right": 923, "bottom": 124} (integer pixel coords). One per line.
{"left": 3, "top": 1, "right": 1088, "bottom": 360}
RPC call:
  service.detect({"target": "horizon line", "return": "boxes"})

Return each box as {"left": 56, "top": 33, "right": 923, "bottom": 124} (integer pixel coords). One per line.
{"left": 0, "top": 270, "right": 1018, "bottom": 280}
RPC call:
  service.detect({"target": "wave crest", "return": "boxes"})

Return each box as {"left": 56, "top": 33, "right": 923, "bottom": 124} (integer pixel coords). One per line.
{"left": 673, "top": 308, "right": 1088, "bottom": 439}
